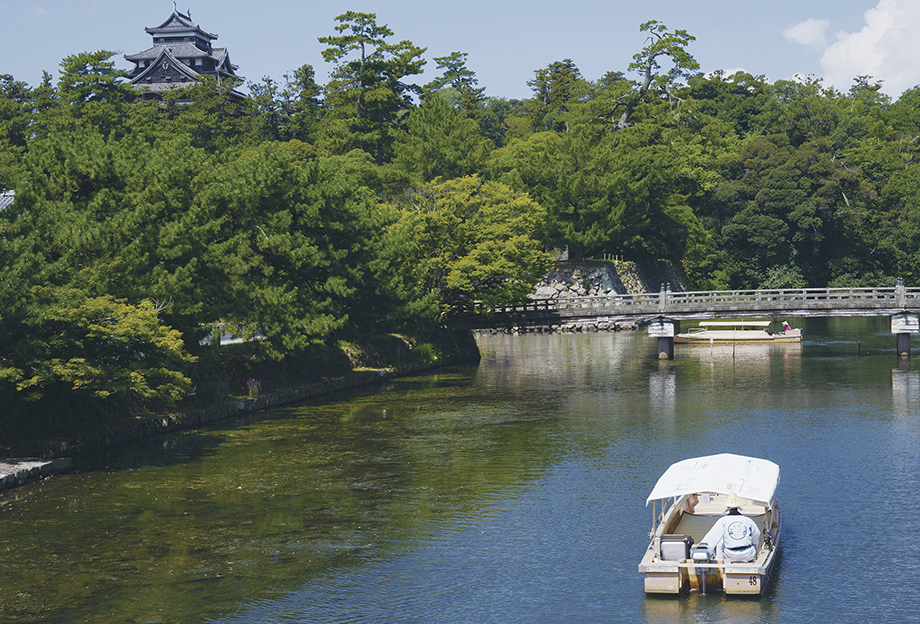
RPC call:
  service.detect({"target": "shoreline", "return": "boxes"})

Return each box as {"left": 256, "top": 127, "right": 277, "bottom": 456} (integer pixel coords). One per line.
{"left": 0, "top": 358, "right": 466, "bottom": 492}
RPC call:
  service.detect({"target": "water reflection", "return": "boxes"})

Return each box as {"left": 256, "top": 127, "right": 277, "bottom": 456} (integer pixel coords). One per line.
{"left": 3, "top": 319, "right": 920, "bottom": 623}
{"left": 650, "top": 365, "right": 677, "bottom": 420}
{"left": 892, "top": 363, "right": 920, "bottom": 417}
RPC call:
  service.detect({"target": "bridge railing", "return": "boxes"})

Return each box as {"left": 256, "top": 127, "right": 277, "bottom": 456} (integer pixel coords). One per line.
{"left": 472, "top": 286, "right": 920, "bottom": 316}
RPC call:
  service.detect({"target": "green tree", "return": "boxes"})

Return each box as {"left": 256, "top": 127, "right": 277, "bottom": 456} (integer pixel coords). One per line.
{"left": 688, "top": 71, "right": 773, "bottom": 136}
{"left": 617, "top": 20, "right": 699, "bottom": 130}
{"left": 489, "top": 124, "right": 703, "bottom": 262}
{"left": 527, "top": 59, "right": 582, "bottom": 132}
{"left": 760, "top": 77, "right": 843, "bottom": 146}
{"left": 248, "top": 66, "right": 324, "bottom": 144}
{"left": 281, "top": 64, "right": 324, "bottom": 142}
{"left": 190, "top": 144, "right": 386, "bottom": 357}
{"left": 166, "top": 76, "right": 252, "bottom": 151}
{"left": 318, "top": 12, "right": 426, "bottom": 164}
{"left": 56, "top": 50, "right": 134, "bottom": 136}
{"left": 0, "top": 292, "right": 193, "bottom": 417}
{"left": 0, "top": 74, "right": 33, "bottom": 189}
{"left": 392, "top": 94, "right": 492, "bottom": 184}
{"left": 382, "top": 176, "right": 551, "bottom": 324}
{"left": 0, "top": 129, "right": 198, "bottom": 426}
{"left": 423, "top": 51, "right": 486, "bottom": 119}
{"left": 479, "top": 97, "right": 530, "bottom": 147}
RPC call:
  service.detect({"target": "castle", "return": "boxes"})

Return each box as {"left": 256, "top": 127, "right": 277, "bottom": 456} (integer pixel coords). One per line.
{"left": 124, "top": 7, "right": 243, "bottom": 97}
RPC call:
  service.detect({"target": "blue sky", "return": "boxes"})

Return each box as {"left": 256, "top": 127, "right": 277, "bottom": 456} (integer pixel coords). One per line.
{"left": 1, "top": 0, "right": 917, "bottom": 100}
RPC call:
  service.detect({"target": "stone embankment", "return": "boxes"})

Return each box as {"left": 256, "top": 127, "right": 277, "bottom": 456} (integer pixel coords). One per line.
{"left": 478, "top": 260, "right": 689, "bottom": 335}
{"left": 0, "top": 458, "right": 72, "bottom": 491}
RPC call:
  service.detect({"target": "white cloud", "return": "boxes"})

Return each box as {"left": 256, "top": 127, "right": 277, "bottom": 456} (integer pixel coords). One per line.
{"left": 821, "top": 0, "right": 920, "bottom": 97}
{"left": 783, "top": 18, "right": 830, "bottom": 50}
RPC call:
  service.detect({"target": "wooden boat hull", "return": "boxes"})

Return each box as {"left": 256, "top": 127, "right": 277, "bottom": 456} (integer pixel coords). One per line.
{"left": 639, "top": 498, "right": 782, "bottom": 596}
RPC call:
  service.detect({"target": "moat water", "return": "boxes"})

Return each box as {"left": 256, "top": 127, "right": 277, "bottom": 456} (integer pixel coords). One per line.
{"left": 3, "top": 317, "right": 920, "bottom": 623}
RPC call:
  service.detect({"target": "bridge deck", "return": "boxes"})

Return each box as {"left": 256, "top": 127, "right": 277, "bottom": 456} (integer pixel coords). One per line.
{"left": 458, "top": 286, "right": 920, "bottom": 329}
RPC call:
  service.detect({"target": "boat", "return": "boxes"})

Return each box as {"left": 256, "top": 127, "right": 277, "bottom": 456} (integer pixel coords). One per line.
{"left": 674, "top": 320, "right": 802, "bottom": 344}
{"left": 638, "top": 453, "right": 782, "bottom": 595}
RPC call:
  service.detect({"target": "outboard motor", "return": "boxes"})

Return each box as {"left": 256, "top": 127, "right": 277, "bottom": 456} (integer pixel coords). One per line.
{"left": 691, "top": 543, "right": 715, "bottom": 594}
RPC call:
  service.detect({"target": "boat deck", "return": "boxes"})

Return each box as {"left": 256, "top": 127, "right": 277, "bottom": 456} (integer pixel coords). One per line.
{"left": 672, "top": 513, "right": 766, "bottom": 545}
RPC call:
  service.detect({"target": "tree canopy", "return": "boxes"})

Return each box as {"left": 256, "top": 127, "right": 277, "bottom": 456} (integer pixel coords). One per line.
{"left": 2, "top": 14, "right": 920, "bottom": 431}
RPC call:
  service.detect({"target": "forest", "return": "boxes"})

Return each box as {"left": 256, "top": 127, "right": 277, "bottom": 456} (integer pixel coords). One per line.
{"left": 2, "top": 14, "right": 920, "bottom": 433}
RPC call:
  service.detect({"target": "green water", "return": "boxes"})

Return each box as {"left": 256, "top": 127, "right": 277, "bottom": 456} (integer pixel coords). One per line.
{"left": 3, "top": 317, "right": 920, "bottom": 623}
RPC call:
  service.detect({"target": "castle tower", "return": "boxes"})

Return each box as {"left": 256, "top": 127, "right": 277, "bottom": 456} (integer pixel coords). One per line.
{"left": 124, "top": 8, "right": 243, "bottom": 97}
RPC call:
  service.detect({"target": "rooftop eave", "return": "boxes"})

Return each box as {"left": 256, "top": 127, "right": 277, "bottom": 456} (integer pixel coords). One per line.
{"left": 145, "top": 9, "right": 217, "bottom": 40}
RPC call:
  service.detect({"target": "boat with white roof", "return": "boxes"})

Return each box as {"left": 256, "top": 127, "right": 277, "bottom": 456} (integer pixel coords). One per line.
{"left": 674, "top": 320, "right": 802, "bottom": 344}
{"left": 638, "top": 453, "right": 782, "bottom": 595}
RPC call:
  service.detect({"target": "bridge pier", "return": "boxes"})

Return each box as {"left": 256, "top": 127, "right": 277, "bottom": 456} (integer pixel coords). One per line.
{"left": 892, "top": 313, "right": 919, "bottom": 358}
{"left": 648, "top": 318, "right": 680, "bottom": 360}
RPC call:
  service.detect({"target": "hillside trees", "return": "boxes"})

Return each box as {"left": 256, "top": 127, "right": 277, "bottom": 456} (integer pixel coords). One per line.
{"left": 8, "top": 13, "right": 920, "bottom": 429}
{"left": 707, "top": 135, "right": 875, "bottom": 287}
{"left": 0, "top": 129, "right": 199, "bottom": 425}
{"left": 0, "top": 119, "right": 391, "bottom": 426}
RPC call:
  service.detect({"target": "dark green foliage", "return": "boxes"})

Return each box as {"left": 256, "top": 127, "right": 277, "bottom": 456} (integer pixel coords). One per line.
{"left": 3, "top": 15, "right": 920, "bottom": 435}
{"left": 392, "top": 94, "right": 492, "bottom": 184}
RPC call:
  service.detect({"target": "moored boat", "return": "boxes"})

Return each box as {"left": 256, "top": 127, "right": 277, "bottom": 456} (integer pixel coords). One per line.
{"left": 674, "top": 320, "right": 802, "bottom": 344}
{"left": 638, "top": 453, "right": 782, "bottom": 595}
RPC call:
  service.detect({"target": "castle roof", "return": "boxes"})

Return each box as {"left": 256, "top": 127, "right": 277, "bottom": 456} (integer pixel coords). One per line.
{"left": 145, "top": 8, "right": 217, "bottom": 41}
{"left": 125, "top": 7, "right": 243, "bottom": 97}
{"left": 130, "top": 46, "right": 202, "bottom": 85}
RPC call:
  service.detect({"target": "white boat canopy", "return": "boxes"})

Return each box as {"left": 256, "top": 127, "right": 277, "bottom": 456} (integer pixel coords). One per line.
{"left": 645, "top": 453, "right": 780, "bottom": 507}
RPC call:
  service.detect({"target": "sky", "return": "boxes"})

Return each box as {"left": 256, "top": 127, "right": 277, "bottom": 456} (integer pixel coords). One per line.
{"left": 1, "top": 0, "right": 919, "bottom": 100}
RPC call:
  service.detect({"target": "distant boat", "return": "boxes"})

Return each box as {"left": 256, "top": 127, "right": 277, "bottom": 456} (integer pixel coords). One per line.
{"left": 638, "top": 453, "right": 782, "bottom": 595}
{"left": 674, "top": 320, "right": 802, "bottom": 344}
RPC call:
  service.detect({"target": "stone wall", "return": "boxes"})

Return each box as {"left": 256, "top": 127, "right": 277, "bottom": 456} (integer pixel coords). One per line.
{"left": 477, "top": 260, "right": 690, "bottom": 335}
{"left": 533, "top": 261, "right": 689, "bottom": 299}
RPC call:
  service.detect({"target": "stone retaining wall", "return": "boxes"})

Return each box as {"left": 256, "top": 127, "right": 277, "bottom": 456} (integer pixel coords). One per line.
{"left": 490, "top": 260, "right": 688, "bottom": 335}
{"left": 0, "top": 458, "right": 72, "bottom": 491}
{"left": 534, "top": 261, "right": 689, "bottom": 299}
{"left": 476, "top": 319, "right": 638, "bottom": 335}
